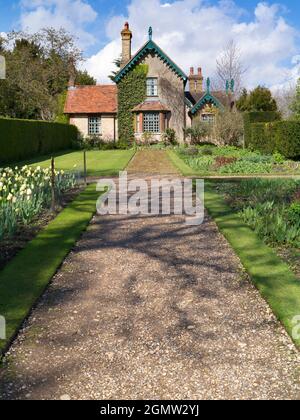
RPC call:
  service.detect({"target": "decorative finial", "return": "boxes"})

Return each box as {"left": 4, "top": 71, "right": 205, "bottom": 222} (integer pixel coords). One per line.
{"left": 206, "top": 77, "right": 211, "bottom": 94}
{"left": 226, "top": 80, "right": 229, "bottom": 95}
{"left": 148, "top": 27, "right": 153, "bottom": 41}
{"left": 230, "top": 79, "right": 235, "bottom": 93}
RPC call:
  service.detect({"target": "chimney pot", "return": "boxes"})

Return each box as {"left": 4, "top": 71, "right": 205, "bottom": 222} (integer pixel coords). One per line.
{"left": 190, "top": 67, "right": 194, "bottom": 76}
{"left": 198, "top": 67, "right": 202, "bottom": 76}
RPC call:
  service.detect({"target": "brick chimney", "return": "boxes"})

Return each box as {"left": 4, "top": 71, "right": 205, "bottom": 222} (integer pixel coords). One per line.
{"left": 121, "top": 22, "right": 132, "bottom": 68}
{"left": 189, "top": 66, "right": 203, "bottom": 94}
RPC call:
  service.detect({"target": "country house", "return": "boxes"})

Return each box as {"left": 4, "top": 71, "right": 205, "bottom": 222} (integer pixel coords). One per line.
{"left": 64, "top": 23, "right": 234, "bottom": 143}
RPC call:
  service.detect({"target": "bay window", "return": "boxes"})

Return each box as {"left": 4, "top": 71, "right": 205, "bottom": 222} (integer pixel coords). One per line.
{"left": 143, "top": 112, "right": 160, "bottom": 133}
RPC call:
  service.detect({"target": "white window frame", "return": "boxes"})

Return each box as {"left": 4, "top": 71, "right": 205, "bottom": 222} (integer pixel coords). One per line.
{"left": 146, "top": 78, "right": 158, "bottom": 97}
{"left": 143, "top": 112, "right": 160, "bottom": 133}
{"left": 201, "top": 113, "right": 215, "bottom": 123}
{"left": 88, "top": 116, "right": 102, "bottom": 136}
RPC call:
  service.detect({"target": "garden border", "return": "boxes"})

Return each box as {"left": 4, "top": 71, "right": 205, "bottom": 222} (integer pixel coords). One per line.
{"left": 167, "top": 149, "right": 300, "bottom": 178}
{"left": 0, "top": 183, "right": 100, "bottom": 356}
{"left": 204, "top": 181, "right": 300, "bottom": 348}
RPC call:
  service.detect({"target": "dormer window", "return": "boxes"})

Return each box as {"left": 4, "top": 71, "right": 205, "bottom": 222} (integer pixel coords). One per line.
{"left": 146, "top": 78, "right": 158, "bottom": 97}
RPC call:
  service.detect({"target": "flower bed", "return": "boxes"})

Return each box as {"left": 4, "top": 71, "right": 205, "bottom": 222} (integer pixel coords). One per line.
{"left": 175, "top": 145, "right": 300, "bottom": 175}
{"left": 0, "top": 166, "right": 77, "bottom": 240}
{"left": 218, "top": 179, "right": 300, "bottom": 249}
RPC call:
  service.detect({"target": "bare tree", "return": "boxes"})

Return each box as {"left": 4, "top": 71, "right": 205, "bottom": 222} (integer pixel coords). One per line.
{"left": 215, "top": 40, "right": 247, "bottom": 95}
{"left": 273, "top": 84, "right": 296, "bottom": 119}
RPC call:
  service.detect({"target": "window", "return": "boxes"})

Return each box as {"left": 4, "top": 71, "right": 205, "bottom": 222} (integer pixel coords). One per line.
{"left": 146, "top": 78, "right": 158, "bottom": 96}
{"left": 88, "top": 117, "right": 101, "bottom": 135}
{"left": 143, "top": 112, "right": 160, "bottom": 133}
{"left": 201, "top": 114, "right": 215, "bottom": 123}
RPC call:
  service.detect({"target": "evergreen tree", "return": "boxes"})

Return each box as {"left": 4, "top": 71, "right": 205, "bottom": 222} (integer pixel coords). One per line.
{"left": 290, "top": 78, "right": 300, "bottom": 120}
{"left": 236, "top": 86, "right": 277, "bottom": 112}
{"left": 236, "top": 88, "right": 248, "bottom": 111}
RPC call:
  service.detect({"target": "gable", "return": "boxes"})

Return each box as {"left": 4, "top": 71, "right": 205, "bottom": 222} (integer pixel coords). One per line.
{"left": 114, "top": 40, "right": 188, "bottom": 84}
{"left": 190, "top": 93, "right": 224, "bottom": 115}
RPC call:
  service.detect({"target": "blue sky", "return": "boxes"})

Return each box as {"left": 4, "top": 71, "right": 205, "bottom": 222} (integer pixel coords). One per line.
{"left": 1, "top": 0, "right": 300, "bottom": 89}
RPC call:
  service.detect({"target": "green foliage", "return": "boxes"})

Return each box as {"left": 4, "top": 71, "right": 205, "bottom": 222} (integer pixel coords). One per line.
{"left": 205, "top": 182, "right": 300, "bottom": 348}
{"left": 220, "top": 179, "right": 300, "bottom": 247}
{"left": 288, "top": 202, "right": 300, "bottom": 226}
{"left": 0, "top": 183, "right": 101, "bottom": 355}
{"left": 248, "top": 120, "right": 300, "bottom": 158}
{"left": 0, "top": 28, "right": 86, "bottom": 121}
{"left": 117, "top": 65, "right": 148, "bottom": 143}
{"left": 237, "top": 86, "right": 278, "bottom": 112}
{"left": 0, "top": 166, "right": 77, "bottom": 240}
{"left": 184, "top": 122, "right": 212, "bottom": 145}
{"left": 243, "top": 111, "right": 281, "bottom": 148}
{"left": 162, "top": 128, "right": 177, "bottom": 145}
{"left": 54, "top": 91, "right": 69, "bottom": 124}
{"left": 289, "top": 78, "right": 300, "bottom": 120}
{"left": 175, "top": 145, "right": 298, "bottom": 175}
{"left": 75, "top": 70, "right": 96, "bottom": 86}
{"left": 0, "top": 118, "right": 78, "bottom": 164}
{"left": 236, "top": 88, "right": 248, "bottom": 112}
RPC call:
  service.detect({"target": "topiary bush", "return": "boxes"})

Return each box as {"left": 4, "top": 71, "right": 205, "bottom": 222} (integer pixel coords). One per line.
{"left": 0, "top": 117, "right": 78, "bottom": 164}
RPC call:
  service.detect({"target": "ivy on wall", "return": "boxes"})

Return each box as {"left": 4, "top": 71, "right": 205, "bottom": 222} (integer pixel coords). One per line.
{"left": 117, "top": 64, "right": 148, "bottom": 142}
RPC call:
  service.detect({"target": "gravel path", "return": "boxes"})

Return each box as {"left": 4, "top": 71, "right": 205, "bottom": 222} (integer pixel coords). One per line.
{"left": 0, "top": 160, "right": 299, "bottom": 400}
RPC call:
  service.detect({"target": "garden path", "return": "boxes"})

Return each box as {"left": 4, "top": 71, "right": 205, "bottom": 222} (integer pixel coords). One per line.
{"left": 0, "top": 150, "right": 299, "bottom": 400}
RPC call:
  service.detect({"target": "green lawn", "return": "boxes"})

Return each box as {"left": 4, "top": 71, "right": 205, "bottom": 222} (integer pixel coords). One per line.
{"left": 0, "top": 184, "right": 100, "bottom": 355}
{"left": 10, "top": 149, "right": 135, "bottom": 177}
{"left": 204, "top": 181, "right": 300, "bottom": 348}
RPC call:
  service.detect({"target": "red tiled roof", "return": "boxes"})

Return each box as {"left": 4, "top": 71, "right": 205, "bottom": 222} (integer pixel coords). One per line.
{"left": 64, "top": 85, "right": 118, "bottom": 114}
{"left": 132, "top": 101, "right": 170, "bottom": 112}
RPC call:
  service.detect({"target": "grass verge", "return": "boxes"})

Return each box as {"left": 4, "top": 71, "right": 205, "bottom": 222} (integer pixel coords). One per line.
{"left": 167, "top": 150, "right": 196, "bottom": 176}
{"left": 0, "top": 183, "right": 99, "bottom": 355}
{"left": 205, "top": 181, "right": 300, "bottom": 348}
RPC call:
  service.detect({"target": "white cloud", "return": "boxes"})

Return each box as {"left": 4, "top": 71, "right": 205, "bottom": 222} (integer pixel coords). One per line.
{"left": 83, "top": 0, "right": 300, "bottom": 90}
{"left": 19, "top": 0, "right": 98, "bottom": 48}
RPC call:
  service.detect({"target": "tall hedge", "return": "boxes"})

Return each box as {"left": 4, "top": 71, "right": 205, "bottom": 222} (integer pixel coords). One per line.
{"left": 249, "top": 121, "right": 300, "bottom": 158}
{"left": 243, "top": 111, "right": 281, "bottom": 147}
{"left": 117, "top": 65, "right": 148, "bottom": 143}
{"left": 0, "top": 118, "right": 78, "bottom": 164}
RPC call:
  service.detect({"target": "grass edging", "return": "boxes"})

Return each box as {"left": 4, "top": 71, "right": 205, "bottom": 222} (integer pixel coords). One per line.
{"left": 167, "top": 150, "right": 196, "bottom": 176}
{"left": 205, "top": 182, "right": 300, "bottom": 348}
{"left": 0, "top": 183, "right": 99, "bottom": 355}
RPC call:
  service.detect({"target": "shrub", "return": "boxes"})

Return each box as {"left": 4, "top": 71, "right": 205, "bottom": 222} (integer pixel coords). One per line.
{"left": 248, "top": 120, "right": 300, "bottom": 158}
{"left": 243, "top": 111, "right": 281, "bottom": 147}
{"left": 213, "top": 111, "right": 244, "bottom": 146}
{"left": 162, "top": 128, "right": 177, "bottom": 145}
{"left": 184, "top": 123, "right": 212, "bottom": 145}
{"left": 0, "top": 117, "right": 78, "bottom": 164}
{"left": 199, "top": 146, "right": 214, "bottom": 156}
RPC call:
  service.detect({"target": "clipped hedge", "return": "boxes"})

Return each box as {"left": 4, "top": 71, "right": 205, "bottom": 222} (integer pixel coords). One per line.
{"left": 244, "top": 111, "right": 281, "bottom": 147}
{"left": 0, "top": 118, "right": 78, "bottom": 164}
{"left": 249, "top": 121, "right": 300, "bottom": 158}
